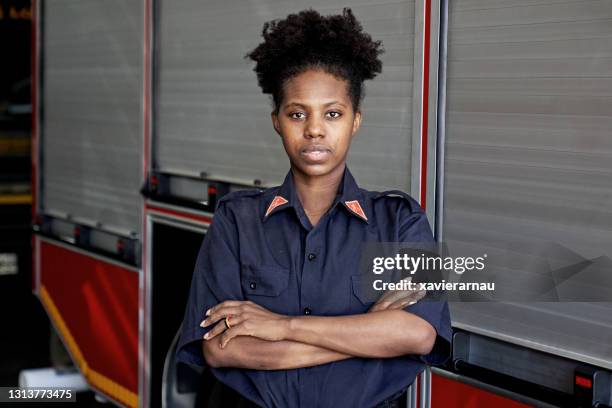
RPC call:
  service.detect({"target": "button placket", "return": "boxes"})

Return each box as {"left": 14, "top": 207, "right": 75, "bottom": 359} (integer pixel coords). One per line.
{"left": 300, "top": 231, "right": 320, "bottom": 314}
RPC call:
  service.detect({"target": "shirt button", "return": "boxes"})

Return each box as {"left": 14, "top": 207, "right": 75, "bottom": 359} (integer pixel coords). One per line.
{"left": 307, "top": 253, "right": 316, "bottom": 261}
{"left": 249, "top": 282, "right": 256, "bottom": 290}
{"left": 303, "top": 307, "right": 311, "bottom": 315}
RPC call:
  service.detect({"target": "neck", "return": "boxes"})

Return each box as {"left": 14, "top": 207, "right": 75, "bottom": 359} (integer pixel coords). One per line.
{"left": 292, "top": 163, "right": 345, "bottom": 223}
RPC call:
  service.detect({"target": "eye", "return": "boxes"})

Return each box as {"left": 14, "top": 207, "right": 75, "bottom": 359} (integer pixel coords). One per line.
{"left": 326, "top": 111, "right": 342, "bottom": 119}
{"left": 289, "top": 112, "right": 305, "bottom": 120}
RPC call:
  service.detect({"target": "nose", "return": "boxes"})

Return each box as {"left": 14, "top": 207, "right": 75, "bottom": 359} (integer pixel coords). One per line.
{"left": 304, "top": 116, "right": 324, "bottom": 139}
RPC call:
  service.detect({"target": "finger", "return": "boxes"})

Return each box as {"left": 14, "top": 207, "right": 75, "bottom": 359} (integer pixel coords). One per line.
{"left": 377, "top": 290, "right": 407, "bottom": 304}
{"left": 391, "top": 290, "right": 427, "bottom": 309}
{"left": 411, "top": 290, "right": 427, "bottom": 302}
{"left": 201, "top": 305, "right": 255, "bottom": 327}
{"left": 205, "top": 311, "right": 250, "bottom": 339}
{"left": 379, "top": 290, "right": 413, "bottom": 304}
{"left": 219, "top": 325, "right": 246, "bottom": 349}
{"left": 377, "top": 277, "right": 415, "bottom": 302}
{"left": 368, "top": 301, "right": 392, "bottom": 313}
{"left": 222, "top": 312, "right": 247, "bottom": 330}
{"left": 400, "top": 289, "right": 427, "bottom": 305}
{"left": 203, "top": 320, "right": 227, "bottom": 341}
{"left": 205, "top": 300, "right": 250, "bottom": 317}
{"left": 201, "top": 306, "right": 245, "bottom": 327}
{"left": 381, "top": 285, "right": 425, "bottom": 303}
{"left": 386, "top": 298, "right": 412, "bottom": 310}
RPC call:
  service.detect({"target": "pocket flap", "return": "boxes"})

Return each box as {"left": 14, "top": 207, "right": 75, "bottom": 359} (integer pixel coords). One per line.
{"left": 351, "top": 275, "right": 374, "bottom": 305}
{"left": 242, "top": 265, "right": 289, "bottom": 297}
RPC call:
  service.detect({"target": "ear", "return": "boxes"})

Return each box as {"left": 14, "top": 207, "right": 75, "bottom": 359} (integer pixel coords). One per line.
{"left": 271, "top": 111, "right": 281, "bottom": 137}
{"left": 351, "top": 110, "right": 362, "bottom": 137}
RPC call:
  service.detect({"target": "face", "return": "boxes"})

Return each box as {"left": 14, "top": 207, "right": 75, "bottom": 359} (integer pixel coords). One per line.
{"left": 271, "top": 69, "right": 362, "bottom": 179}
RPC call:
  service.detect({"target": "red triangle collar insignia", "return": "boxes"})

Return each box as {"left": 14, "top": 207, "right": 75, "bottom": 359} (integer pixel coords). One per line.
{"left": 265, "top": 196, "right": 289, "bottom": 217}
{"left": 344, "top": 200, "right": 368, "bottom": 222}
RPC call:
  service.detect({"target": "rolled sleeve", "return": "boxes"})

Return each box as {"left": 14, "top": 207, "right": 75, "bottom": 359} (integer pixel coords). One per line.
{"left": 175, "top": 203, "right": 243, "bottom": 371}
{"left": 399, "top": 205, "right": 452, "bottom": 366}
{"left": 404, "top": 300, "right": 452, "bottom": 366}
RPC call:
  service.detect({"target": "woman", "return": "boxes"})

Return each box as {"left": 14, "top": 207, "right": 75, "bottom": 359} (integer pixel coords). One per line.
{"left": 176, "top": 8, "right": 451, "bottom": 408}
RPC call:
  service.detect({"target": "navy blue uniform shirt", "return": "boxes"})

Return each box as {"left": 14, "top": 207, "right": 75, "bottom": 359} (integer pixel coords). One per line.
{"left": 176, "top": 167, "right": 452, "bottom": 408}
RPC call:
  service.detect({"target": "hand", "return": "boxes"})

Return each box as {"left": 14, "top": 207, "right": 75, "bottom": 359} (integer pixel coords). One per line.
{"left": 200, "top": 300, "right": 291, "bottom": 348}
{"left": 368, "top": 277, "right": 426, "bottom": 313}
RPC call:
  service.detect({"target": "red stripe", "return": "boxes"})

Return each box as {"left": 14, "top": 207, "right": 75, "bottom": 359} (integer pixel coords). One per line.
{"left": 145, "top": 204, "right": 213, "bottom": 224}
{"left": 31, "top": 0, "right": 38, "bottom": 291}
{"left": 420, "top": 0, "right": 432, "bottom": 211}
{"left": 142, "top": 1, "right": 152, "bottom": 406}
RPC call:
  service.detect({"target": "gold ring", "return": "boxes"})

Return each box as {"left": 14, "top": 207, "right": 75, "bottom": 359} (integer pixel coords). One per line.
{"left": 224, "top": 315, "right": 232, "bottom": 329}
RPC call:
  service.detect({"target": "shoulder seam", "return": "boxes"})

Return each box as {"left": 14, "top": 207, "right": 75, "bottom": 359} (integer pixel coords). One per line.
{"left": 373, "top": 190, "right": 413, "bottom": 199}
{"left": 217, "top": 189, "right": 266, "bottom": 205}
{"left": 372, "top": 190, "right": 424, "bottom": 214}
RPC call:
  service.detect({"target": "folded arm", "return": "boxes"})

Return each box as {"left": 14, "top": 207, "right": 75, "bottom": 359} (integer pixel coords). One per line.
{"left": 202, "top": 297, "right": 435, "bottom": 367}
{"left": 202, "top": 335, "right": 351, "bottom": 370}
{"left": 284, "top": 309, "right": 435, "bottom": 358}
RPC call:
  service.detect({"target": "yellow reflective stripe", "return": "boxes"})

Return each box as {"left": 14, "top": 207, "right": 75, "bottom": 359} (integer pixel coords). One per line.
{"left": 0, "top": 194, "right": 31, "bottom": 205}
{"left": 40, "top": 285, "right": 138, "bottom": 408}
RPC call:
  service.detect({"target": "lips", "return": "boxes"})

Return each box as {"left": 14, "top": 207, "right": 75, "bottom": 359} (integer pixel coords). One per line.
{"left": 300, "top": 145, "right": 332, "bottom": 162}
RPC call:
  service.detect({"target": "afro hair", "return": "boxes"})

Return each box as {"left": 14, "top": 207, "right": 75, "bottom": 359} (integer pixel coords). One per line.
{"left": 245, "top": 8, "right": 384, "bottom": 113}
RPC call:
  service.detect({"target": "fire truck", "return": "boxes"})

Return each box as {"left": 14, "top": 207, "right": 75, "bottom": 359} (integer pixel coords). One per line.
{"left": 31, "top": 0, "right": 612, "bottom": 407}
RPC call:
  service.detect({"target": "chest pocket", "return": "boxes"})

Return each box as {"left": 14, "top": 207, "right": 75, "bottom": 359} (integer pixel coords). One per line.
{"left": 241, "top": 265, "right": 290, "bottom": 312}
{"left": 349, "top": 274, "right": 375, "bottom": 313}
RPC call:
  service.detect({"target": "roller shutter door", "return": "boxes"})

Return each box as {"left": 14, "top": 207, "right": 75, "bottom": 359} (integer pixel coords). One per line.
{"left": 442, "top": 0, "right": 612, "bottom": 368}
{"left": 156, "top": 0, "right": 421, "bottom": 191}
{"left": 42, "top": 0, "right": 143, "bottom": 236}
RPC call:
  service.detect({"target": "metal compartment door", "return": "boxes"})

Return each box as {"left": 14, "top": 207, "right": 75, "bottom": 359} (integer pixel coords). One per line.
{"left": 441, "top": 0, "right": 612, "bottom": 369}
{"left": 155, "top": 0, "right": 422, "bottom": 192}
{"left": 42, "top": 0, "right": 143, "bottom": 237}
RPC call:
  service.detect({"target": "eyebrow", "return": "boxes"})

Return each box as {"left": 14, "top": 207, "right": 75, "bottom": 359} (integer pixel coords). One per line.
{"left": 283, "top": 101, "right": 347, "bottom": 109}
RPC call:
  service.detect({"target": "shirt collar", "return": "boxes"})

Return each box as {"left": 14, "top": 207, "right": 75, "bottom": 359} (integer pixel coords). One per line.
{"left": 263, "top": 166, "right": 369, "bottom": 223}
